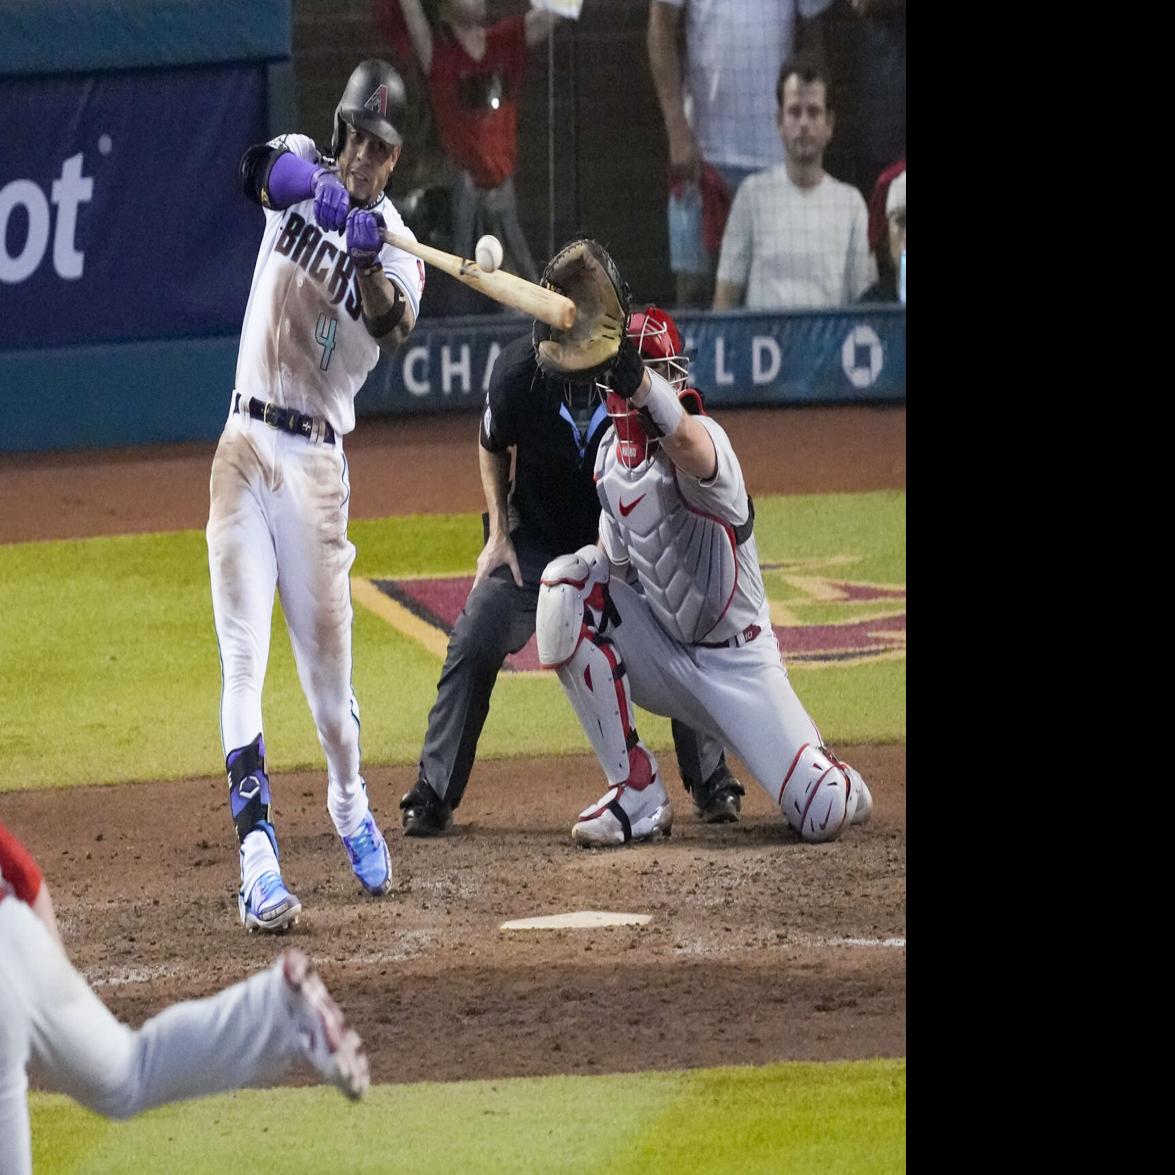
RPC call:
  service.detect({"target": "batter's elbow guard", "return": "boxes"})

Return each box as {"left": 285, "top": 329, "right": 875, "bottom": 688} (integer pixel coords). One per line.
{"left": 239, "top": 143, "right": 283, "bottom": 207}
{"left": 362, "top": 281, "right": 406, "bottom": 338}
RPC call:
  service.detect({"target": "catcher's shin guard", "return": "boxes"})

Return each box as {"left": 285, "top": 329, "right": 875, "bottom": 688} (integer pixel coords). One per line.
{"left": 554, "top": 626, "right": 651, "bottom": 789}
{"left": 777, "top": 744, "right": 860, "bottom": 843}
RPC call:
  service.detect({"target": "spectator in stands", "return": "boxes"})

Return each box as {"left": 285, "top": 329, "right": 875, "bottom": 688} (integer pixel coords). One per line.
{"left": 859, "top": 166, "right": 904, "bottom": 302}
{"left": 393, "top": 0, "right": 569, "bottom": 285}
{"left": 823, "top": 0, "right": 905, "bottom": 199}
{"left": 713, "top": 57, "right": 874, "bottom": 311}
{"left": 647, "top": 0, "right": 834, "bottom": 309}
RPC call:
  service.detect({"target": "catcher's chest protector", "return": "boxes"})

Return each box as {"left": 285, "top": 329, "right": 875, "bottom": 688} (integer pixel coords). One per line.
{"left": 597, "top": 448, "right": 745, "bottom": 645}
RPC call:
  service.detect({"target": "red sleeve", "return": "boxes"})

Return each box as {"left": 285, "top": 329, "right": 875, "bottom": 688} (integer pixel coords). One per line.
{"left": 867, "top": 157, "right": 906, "bottom": 254}
{"left": 0, "top": 821, "right": 44, "bottom": 905}
{"left": 488, "top": 14, "right": 529, "bottom": 86}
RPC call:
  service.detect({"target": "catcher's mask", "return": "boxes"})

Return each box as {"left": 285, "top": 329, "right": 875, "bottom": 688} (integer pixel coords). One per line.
{"left": 532, "top": 237, "right": 632, "bottom": 359}
{"left": 605, "top": 305, "right": 704, "bottom": 471}
{"left": 332, "top": 59, "right": 407, "bottom": 158}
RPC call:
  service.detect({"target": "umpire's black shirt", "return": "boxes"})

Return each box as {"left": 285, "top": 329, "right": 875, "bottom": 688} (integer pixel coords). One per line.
{"left": 479, "top": 334, "right": 610, "bottom": 558}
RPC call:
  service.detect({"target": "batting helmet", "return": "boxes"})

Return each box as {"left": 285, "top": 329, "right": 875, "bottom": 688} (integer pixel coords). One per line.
{"left": 331, "top": 59, "right": 407, "bottom": 158}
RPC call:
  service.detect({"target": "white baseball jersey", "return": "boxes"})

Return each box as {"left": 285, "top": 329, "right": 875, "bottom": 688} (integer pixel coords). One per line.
{"left": 234, "top": 132, "right": 425, "bottom": 436}
{"left": 595, "top": 413, "right": 769, "bottom": 645}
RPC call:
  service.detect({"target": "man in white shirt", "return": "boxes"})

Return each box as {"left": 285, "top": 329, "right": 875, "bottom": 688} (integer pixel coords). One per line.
{"left": 714, "top": 58, "right": 875, "bottom": 311}
{"left": 647, "top": 0, "right": 833, "bottom": 307}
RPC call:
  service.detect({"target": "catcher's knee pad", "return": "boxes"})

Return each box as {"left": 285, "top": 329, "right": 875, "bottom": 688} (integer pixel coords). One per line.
{"left": 778, "top": 743, "right": 858, "bottom": 843}
{"left": 556, "top": 629, "right": 651, "bottom": 786}
{"left": 227, "top": 734, "right": 273, "bottom": 846}
{"left": 537, "top": 544, "right": 610, "bottom": 668}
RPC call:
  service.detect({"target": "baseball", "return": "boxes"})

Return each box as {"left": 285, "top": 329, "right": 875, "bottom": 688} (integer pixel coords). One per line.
{"left": 475, "top": 234, "right": 504, "bottom": 273}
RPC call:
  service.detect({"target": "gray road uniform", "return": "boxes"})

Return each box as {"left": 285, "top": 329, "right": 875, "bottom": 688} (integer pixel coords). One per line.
{"left": 538, "top": 391, "right": 872, "bottom": 845}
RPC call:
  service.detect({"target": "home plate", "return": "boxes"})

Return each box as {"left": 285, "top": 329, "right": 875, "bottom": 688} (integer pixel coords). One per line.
{"left": 500, "top": 911, "right": 652, "bottom": 931}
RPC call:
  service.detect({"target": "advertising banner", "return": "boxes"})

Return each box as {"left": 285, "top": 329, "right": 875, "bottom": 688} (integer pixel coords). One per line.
{"left": 0, "top": 65, "right": 268, "bottom": 350}
{"left": 357, "top": 307, "right": 906, "bottom": 416}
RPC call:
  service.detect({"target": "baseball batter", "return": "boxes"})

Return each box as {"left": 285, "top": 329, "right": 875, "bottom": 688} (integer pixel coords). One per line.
{"left": 207, "top": 60, "right": 424, "bottom": 932}
{"left": 1, "top": 820, "right": 367, "bottom": 1175}
{"left": 535, "top": 303, "right": 873, "bottom": 846}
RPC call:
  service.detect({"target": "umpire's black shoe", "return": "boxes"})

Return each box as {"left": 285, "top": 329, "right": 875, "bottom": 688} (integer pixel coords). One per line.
{"left": 689, "top": 765, "right": 746, "bottom": 824}
{"left": 400, "top": 780, "right": 453, "bottom": 837}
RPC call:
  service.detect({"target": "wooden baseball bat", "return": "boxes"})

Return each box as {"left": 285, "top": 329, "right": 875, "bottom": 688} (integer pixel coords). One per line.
{"left": 379, "top": 230, "right": 576, "bottom": 330}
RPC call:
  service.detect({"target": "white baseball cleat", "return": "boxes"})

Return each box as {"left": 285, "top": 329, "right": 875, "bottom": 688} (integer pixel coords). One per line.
{"left": 280, "top": 949, "right": 370, "bottom": 1100}
{"left": 572, "top": 777, "right": 673, "bottom": 847}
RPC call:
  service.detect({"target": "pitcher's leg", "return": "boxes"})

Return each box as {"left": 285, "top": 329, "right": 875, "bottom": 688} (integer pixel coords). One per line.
{"left": 0, "top": 906, "right": 34, "bottom": 1175}
{"left": 9, "top": 903, "right": 364, "bottom": 1117}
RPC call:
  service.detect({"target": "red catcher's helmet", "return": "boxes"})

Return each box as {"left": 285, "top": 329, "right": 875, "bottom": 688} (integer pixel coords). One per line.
{"left": 605, "top": 305, "right": 697, "bottom": 471}
{"left": 628, "top": 305, "right": 689, "bottom": 391}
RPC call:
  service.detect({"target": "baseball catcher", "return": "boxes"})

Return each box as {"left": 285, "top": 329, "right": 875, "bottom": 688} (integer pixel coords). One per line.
{"left": 535, "top": 297, "right": 873, "bottom": 846}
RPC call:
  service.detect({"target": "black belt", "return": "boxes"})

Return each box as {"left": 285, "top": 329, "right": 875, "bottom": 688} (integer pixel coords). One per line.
{"left": 697, "top": 623, "right": 762, "bottom": 650}
{"left": 235, "top": 393, "right": 335, "bottom": 445}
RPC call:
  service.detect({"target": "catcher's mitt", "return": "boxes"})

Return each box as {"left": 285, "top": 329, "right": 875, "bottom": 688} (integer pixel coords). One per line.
{"left": 534, "top": 239, "right": 630, "bottom": 380}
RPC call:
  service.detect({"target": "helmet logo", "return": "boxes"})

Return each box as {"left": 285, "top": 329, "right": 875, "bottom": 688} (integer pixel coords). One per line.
{"left": 364, "top": 85, "right": 389, "bottom": 117}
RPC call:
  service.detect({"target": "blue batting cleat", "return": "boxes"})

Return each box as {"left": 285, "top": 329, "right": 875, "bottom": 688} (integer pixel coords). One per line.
{"left": 239, "top": 870, "right": 302, "bottom": 933}
{"left": 342, "top": 811, "right": 392, "bottom": 896}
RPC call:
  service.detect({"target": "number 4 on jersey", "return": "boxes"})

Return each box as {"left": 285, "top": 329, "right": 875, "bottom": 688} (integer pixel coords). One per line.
{"left": 315, "top": 314, "right": 338, "bottom": 371}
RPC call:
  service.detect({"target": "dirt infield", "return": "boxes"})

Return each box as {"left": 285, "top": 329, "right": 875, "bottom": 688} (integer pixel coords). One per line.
{"left": 1, "top": 403, "right": 906, "bottom": 1085}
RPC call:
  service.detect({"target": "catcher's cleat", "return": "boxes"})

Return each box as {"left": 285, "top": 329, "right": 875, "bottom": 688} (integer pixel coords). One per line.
{"left": 688, "top": 764, "right": 746, "bottom": 824}
{"left": 280, "top": 948, "right": 369, "bottom": 1100}
{"left": 572, "top": 776, "right": 673, "bottom": 848}
{"left": 341, "top": 811, "right": 392, "bottom": 896}
{"left": 239, "top": 870, "right": 301, "bottom": 934}
{"left": 399, "top": 779, "right": 453, "bottom": 837}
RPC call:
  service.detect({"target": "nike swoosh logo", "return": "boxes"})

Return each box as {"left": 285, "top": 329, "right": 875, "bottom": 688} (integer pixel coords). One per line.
{"left": 618, "top": 494, "right": 646, "bottom": 517}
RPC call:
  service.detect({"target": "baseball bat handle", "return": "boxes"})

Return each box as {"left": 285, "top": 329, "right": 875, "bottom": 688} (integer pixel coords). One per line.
{"left": 379, "top": 229, "right": 576, "bottom": 331}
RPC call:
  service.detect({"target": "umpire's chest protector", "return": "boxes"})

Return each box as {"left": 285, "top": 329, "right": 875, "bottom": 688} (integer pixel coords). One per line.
{"left": 597, "top": 447, "right": 739, "bottom": 645}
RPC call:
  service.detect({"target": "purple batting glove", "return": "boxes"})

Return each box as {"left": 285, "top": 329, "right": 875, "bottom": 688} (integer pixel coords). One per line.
{"left": 346, "top": 209, "right": 383, "bottom": 269}
{"left": 313, "top": 167, "right": 350, "bottom": 233}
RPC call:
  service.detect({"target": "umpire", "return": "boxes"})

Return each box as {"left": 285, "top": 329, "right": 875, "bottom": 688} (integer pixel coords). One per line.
{"left": 400, "top": 238, "right": 743, "bottom": 834}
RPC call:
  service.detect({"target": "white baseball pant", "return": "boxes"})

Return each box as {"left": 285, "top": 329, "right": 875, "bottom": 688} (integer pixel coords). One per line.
{"left": 206, "top": 413, "right": 367, "bottom": 836}
{"left": 0, "top": 896, "right": 307, "bottom": 1175}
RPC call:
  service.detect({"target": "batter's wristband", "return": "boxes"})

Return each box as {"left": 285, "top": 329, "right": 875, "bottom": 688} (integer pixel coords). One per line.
{"left": 362, "top": 280, "right": 405, "bottom": 337}
{"left": 636, "top": 370, "right": 685, "bottom": 438}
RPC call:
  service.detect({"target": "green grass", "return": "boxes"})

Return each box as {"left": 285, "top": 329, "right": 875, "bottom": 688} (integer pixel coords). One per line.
{"left": 30, "top": 1059, "right": 906, "bottom": 1174}
{"left": 0, "top": 492, "right": 904, "bottom": 791}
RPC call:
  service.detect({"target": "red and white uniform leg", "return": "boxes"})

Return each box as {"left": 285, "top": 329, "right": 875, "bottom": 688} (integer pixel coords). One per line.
{"left": 537, "top": 546, "right": 672, "bottom": 846}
